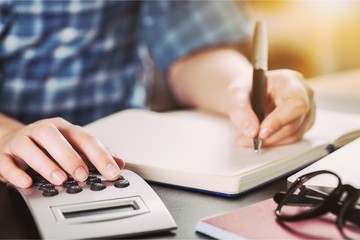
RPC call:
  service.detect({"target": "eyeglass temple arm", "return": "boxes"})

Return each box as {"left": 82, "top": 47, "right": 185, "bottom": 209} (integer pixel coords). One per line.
{"left": 273, "top": 186, "right": 326, "bottom": 206}
{"left": 274, "top": 188, "right": 360, "bottom": 226}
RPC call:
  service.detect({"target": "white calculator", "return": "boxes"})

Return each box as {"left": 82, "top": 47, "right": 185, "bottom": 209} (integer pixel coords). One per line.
{"left": 7, "top": 169, "right": 177, "bottom": 239}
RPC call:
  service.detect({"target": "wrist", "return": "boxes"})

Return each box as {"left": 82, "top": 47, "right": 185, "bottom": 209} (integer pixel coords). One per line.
{"left": 169, "top": 47, "right": 253, "bottom": 114}
{"left": 0, "top": 113, "right": 24, "bottom": 138}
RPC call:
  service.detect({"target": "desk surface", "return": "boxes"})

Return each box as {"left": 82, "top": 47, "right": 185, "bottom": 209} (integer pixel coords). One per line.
{"left": 152, "top": 179, "right": 286, "bottom": 239}
{"left": 0, "top": 178, "right": 286, "bottom": 239}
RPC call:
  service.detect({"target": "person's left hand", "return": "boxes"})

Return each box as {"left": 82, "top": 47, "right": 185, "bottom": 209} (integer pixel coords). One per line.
{"left": 228, "top": 69, "right": 315, "bottom": 147}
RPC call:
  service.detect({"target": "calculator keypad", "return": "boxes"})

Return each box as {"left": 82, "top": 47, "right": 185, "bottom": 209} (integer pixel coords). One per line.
{"left": 31, "top": 171, "right": 130, "bottom": 197}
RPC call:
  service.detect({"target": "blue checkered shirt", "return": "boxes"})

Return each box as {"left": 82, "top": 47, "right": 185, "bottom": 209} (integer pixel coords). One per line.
{"left": 0, "top": 0, "right": 251, "bottom": 125}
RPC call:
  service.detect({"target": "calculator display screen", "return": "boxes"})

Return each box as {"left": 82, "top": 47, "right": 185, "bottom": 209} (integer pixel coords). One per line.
{"left": 51, "top": 196, "right": 149, "bottom": 224}
{"left": 62, "top": 204, "right": 136, "bottom": 219}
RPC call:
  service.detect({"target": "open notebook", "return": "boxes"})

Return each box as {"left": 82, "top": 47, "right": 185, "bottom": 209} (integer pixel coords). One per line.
{"left": 85, "top": 109, "right": 360, "bottom": 197}
{"left": 287, "top": 136, "right": 360, "bottom": 188}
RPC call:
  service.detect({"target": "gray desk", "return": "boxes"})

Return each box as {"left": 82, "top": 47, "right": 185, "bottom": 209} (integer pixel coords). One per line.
{"left": 151, "top": 179, "right": 287, "bottom": 239}
{"left": 0, "top": 178, "right": 286, "bottom": 239}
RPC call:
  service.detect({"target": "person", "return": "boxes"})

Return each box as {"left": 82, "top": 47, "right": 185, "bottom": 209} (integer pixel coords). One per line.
{"left": 0, "top": 1, "right": 314, "bottom": 189}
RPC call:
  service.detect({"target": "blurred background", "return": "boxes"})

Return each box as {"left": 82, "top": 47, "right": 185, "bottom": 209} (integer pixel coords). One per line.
{"left": 248, "top": 0, "right": 360, "bottom": 78}
{"left": 151, "top": 1, "right": 360, "bottom": 112}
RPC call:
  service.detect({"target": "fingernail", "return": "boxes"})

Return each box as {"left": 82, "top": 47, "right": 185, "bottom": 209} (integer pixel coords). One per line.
{"left": 51, "top": 170, "right": 66, "bottom": 185}
{"left": 107, "top": 164, "right": 120, "bottom": 179}
{"left": 16, "top": 175, "right": 31, "bottom": 187}
{"left": 75, "top": 167, "right": 88, "bottom": 182}
{"left": 259, "top": 127, "right": 272, "bottom": 139}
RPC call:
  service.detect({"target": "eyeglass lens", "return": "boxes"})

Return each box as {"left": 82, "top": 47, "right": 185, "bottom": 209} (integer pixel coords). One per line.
{"left": 277, "top": 172, "right": 340, "bottom": 219}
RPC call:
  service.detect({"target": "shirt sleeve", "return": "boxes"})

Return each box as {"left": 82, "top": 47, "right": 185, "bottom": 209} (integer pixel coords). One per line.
{"left": 139, "top": 0, "right": 252, "bottom": 74}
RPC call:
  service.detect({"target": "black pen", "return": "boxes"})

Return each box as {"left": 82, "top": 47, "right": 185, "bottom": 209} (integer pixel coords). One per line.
{"left": 251, "top": 21, "right": 268, "bottom": 154}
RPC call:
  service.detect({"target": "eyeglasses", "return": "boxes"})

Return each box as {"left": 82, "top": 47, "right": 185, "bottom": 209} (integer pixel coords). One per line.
{"left": 273, "top": 170, "right": 360, "bottom": 239}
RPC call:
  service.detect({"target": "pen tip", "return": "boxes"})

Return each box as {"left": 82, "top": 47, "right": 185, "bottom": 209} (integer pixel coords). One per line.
{"left": 253, "top": 137, "right": 262, "bottom": 155}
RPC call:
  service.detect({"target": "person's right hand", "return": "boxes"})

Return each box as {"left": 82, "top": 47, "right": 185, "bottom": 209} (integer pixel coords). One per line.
{"left": 228, "top": 69, "right": 315, "bottom": 147}
{"left": 0, "top": 117, "right": 125, "bottom": 188}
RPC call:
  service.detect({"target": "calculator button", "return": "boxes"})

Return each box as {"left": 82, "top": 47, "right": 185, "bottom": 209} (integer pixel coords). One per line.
{"left": 63, "top": 180, "right": 78, "bottom": 188}
{"left": 66, "top": 185, "right": 83, "bottom": 194}
{"left": 88, "top": 173, "right": 97, "bottom": 179}
{"left": 114, "top": 179, "right": 130, "bottom": 188}
{"left": 89, "top": 169, "right": 98, "bottom": 174}
{"left": 39, "top": 183, "right": 54, "bottom": 191}
{"left": 42, "top": 188, "right": 59, "bottom": 197}
{"left": 66, "top": 175, "right": 74, "bottom": 181}
{"left": 86, "top": 177, "right": 101, "bottom": 185}
{"left": 90, "top": 182, "right": 106, "bottom": 191}
{"left": 31, "top": 175, "right": 43, "bottom": 182}
{"left": 34, "top": 178, "right": 50, "bottom": 186}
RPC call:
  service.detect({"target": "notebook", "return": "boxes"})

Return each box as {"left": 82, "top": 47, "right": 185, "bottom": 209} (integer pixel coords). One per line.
{"left": 195, "top": 198, "right": 360, "bottom": 239}
{"left": 85, "top": 108, "right": 360, "bottom": 197}
{"left": 287, "top": 136, "right": 360, "bottom": 188}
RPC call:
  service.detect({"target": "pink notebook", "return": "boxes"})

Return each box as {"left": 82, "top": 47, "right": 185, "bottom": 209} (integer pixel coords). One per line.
{"left": 196, "top": 198, "right": 360, "bottom": 239}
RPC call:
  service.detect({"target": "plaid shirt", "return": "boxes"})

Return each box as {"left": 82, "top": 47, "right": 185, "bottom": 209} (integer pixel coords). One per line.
{"left": 0, "top": 0, "right": 251, "bottom": 126}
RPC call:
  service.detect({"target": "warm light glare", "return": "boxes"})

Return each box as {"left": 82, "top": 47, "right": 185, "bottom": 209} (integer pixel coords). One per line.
{"left": 249, "top": 0, "right": 360, "bottom": 77}
{"left": 312, "top": 0, "right": 351, "bottom": 11}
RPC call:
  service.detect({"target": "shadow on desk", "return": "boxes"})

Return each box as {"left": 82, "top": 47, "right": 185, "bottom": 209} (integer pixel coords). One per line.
{"left": 0, "top": 182, "right": 40, "bottom": 239}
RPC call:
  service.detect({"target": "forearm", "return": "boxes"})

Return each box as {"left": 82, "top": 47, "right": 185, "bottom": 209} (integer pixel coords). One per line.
{"left": 168, "top": 47, "right": 252, "bottom": 115}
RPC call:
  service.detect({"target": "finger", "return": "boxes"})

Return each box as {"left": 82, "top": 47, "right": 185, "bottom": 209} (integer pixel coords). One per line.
{"left": 33, "top": 118, "right": 122, "bottom": 180}
{"left": 30, "top": 122, "right": 88, "bottom": 182}
{"left": 236, "top": 89, "right": 315, "bottom": 149}
{"left": 59, "top": 124, "right": 121, "bottom": 180}
{"left": 263, "top": 125, "right": 307, "bottom": 147}
{"left": 113, "top": 156, "right": 125, "bottom": 169}
{"left": 237, "top": 119, "right": 303, "bottom": 148}
{"left": 237, "top": 118, "right": 303, "bottom": 148}
{"left": 0, "top": 153, "right": 32, "bottom": 188}
{"left": 80, "top": 148, "right": 125, "bottom": 171}
{"left": 237, "top": 120, "right": 305, "bottom": 148}
{"left": 262, "top": 121, "right": 304, "bottom": 147}
{"left": 236, "top": 134, "right": 254, "bottom": 148}
{"left": 227, "top": 82, "right": 259, "bottom": 138}
{"left": 262, "top": 105, "right": 315, "bottom": 147}
{"left": 259, "top": 94, "right": 309, "bottom": 140}
{"left": 260, "top": 70, "right": 314, "bottom": 140}
{"left": 106, "top": 147, "right": 125, "bottom": 169}
{"left": 10, "top": 135, "right": 67, "bottom": 185}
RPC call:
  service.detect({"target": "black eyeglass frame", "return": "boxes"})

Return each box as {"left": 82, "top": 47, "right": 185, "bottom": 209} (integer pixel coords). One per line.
{"left": 274, "top": 170, "right": 360, "bottom": 237}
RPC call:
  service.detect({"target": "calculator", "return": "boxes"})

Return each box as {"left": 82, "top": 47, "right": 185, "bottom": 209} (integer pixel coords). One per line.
{"left": 7, "top": 169, "right": 177, "bottom": 239}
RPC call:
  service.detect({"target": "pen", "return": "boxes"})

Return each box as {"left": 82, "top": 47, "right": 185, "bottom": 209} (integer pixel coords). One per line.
{"left": 251, "top": 21, "right": 268, "bottom": 154}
